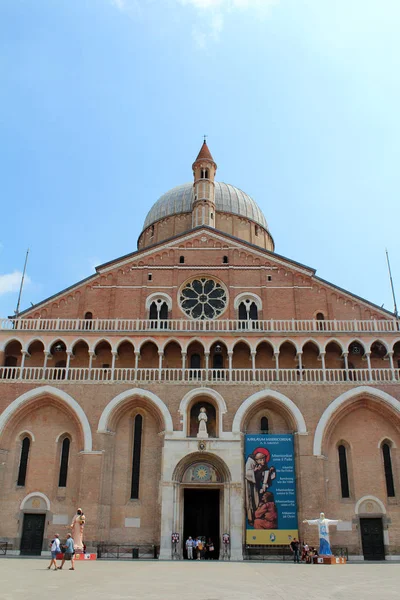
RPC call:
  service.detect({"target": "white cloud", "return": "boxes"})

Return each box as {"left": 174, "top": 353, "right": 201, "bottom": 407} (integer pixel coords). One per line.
{"left": 111, "top": 0, "right": 279, "bottom": 46}
{"left": 184, "top": 0, "right": 279, "bottom": 46}
{"left": 0, "top": 272, "right": 31, "bottom": 296}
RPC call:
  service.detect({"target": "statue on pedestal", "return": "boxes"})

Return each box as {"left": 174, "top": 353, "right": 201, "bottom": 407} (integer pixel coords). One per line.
{"left": 70, "top": 508, "right": 86, "bottom": 551}
{"left": 303, "top": 512, "right": 341, "bottom": 556}
{"left": 197, "top": 407, "right": 208, "bottom": 438}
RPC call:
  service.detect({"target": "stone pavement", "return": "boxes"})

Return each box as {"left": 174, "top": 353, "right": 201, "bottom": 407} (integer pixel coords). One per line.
{"left": 0, "top": 559, "right": 399, "bottom": 600}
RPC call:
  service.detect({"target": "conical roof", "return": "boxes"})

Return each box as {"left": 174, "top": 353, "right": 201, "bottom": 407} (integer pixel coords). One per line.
{"left": 194, "top": 140, "right": 215, "bottom": 163}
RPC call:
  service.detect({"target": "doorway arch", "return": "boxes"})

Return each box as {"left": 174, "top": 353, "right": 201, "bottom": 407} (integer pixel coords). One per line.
{"left": 170, "top": 452, "right": 232, "bottom": 560}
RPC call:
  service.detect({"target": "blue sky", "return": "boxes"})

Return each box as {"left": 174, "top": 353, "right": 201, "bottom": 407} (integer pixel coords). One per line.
{"left": 1, "top": 0, "right": 400, "bottom": 318}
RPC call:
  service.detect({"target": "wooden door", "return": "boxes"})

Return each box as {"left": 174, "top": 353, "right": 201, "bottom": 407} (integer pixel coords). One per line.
{"left": 20, "top": 514, "right": 45, "bottom": 556}
{"left": 360, "top": 518, "right": 385, "bottom": 560}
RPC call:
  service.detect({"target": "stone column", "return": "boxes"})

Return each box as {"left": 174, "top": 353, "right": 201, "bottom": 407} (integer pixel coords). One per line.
{"left": 227, "top": 351, "right": 233, "bottom": 382}
{"left": 42, "top": 351, "right": 50, "bottom": 379}
{"left": 274, "top": 351, "right": 279, "bottom": 381}
{"left": 181, "top": 352, "right": 187, "bottom": 382}
{"left": 343, "top": 352, "right": 349, "bottom": 381}
{"left": 111, "top": 351, "right": 118, "bottom": 381}
{"left": 158, "top": 351, "right": 164, "bottom": 381}
{"left": 297, "top": 352, "right": 303, "bottom": 381}
{"left": 251, "top": 351, "right": 256, "bottom": 381}
{"left": 387, "top": 351, "right": 395, "bottom": 381}
{"left": 365, "top": 352, "right": 372, "bottom": 381}
{"left": 19, "top": 351, "right": 28, "bottom": 379}
{"left": 134, "top": 351, "right": 140, "bottom": 381}
{"left": 205, "top": 352, "right": 210, "bottom": 382}
{"left": 88, "top": 351, "right": 95, "bottom": 370}
{"left": 320, "top": 352, "right": 326, "bottom": 382}
{"left": 0, "top": 350, "right": 5, "bottom": 367}
{"left": 65, "top": 351, "right": 73, "bottom": 380}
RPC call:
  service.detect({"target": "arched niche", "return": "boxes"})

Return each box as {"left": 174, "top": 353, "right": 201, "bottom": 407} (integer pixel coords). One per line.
{"left": 189, "top": 401, "right": 216, "bottom": 438}
{"left": 179, "top": 389, "right": 227, "bottom": 438}
{"left": 232, "top": 390, "right": 307, "bottom": 435}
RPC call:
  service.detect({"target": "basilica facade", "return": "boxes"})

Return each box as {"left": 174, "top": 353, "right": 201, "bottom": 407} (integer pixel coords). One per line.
{"left": 0, "top": 141, "right": 399, "bottom": 560}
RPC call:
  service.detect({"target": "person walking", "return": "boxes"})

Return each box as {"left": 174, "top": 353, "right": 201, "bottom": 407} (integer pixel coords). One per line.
{"left": 290, "top": 538, "right": 300, "bottom": 563}
{"left": 186, "top": 536, "right": 194, "bottom": 560}
{"left": 58, "top": 534, "right": 75, "bottom": 570}
{"left": 47, "top": 534, "right": 60, "bottom": 570}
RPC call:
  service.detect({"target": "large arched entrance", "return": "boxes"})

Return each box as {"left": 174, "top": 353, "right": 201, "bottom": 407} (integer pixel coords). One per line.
{"left": 172, "top": 452, "right": 232, "bottom": 560}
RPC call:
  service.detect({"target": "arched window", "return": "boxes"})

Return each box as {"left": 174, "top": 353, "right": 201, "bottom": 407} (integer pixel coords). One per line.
{"left": 17, "top": 437, "right": 30, "bottom": 486}
{"left": 84, "top": 312, "right": 93, "bottom": 331}
{"left": 179, "top": 256, "right": 185, "bottom": 264}
{"left": 131, "top": 414, "right": 143, "bottom": 499}
{"left": 223, "top": 256, "right": 228, "bottom": 264}
{"left": 148, "top": 297, "right": 170, "bottom": 329}
{"left": 58, "top": 437, "right": 70, "bottom": 488}
{"left": 260, "top": 417, "right": 269, "bottom": 433}
{"left": 338, "top": 444, "right": 350, "bottom": 498}
{"left": 238, "top": 300, "right": 258, "bottom": 329}
{"left": 201, "top": 168, "right": 209, "bottom": 179}
{"left": 382, "top": 443, "right": 395, "bottom": 497}
{"left": 149, "top": 302, "right": 158, "bottom": 320}
{"left": 316, "top": 312, "right": 325, "bottom": 331}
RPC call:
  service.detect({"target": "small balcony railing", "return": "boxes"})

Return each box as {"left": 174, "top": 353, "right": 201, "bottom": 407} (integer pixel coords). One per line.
{"left": 0, "top": 317, "right": 399, "bottom": 334}
{"left": 0, "top": 366, "right": 398, "bottom": 384}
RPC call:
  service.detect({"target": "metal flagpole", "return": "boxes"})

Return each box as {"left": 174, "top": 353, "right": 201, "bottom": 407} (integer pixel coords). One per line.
{"left": 385, "top": 248, "right": 398, "bottom": 319}
{"left": 15, "top": 248, "right": 30, "bottom": 318}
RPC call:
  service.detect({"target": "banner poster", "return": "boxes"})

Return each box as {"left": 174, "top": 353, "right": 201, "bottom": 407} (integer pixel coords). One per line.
{"left": 245, "top": 434, "right": 298, "bottom": 545}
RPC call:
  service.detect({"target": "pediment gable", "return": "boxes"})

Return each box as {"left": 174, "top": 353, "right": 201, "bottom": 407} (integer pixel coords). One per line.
{"left": 19, "top": 226, "right": 394, "bottom": 321}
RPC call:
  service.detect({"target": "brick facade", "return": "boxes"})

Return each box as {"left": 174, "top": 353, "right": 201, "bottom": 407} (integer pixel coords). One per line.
{"left": 0, "top": 144, "right": 399, "bottom": 559}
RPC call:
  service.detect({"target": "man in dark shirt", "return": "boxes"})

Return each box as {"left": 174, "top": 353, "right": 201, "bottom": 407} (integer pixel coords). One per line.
{"left": 290, "top": 538, "right": 300, "bottom": 563}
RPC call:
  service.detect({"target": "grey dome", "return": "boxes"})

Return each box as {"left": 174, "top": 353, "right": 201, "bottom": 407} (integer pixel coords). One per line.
{"left": 142, "top": 182, "right": 268, "bottom": 231}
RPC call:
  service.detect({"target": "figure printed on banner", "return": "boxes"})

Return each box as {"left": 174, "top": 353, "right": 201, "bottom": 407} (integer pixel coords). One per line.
{"left": 245, "top": 446, "right": 277, "bottom": 529}
{"left": 245, "top": 434, "right": 299, "bottom": 545}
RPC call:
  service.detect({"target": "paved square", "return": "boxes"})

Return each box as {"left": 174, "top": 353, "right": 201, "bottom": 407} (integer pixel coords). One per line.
{"left": 0, "top": 559, "right": 399, "bottom": 600}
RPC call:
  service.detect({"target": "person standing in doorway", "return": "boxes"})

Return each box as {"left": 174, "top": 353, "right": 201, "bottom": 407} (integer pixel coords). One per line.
{"left": 58, "top": 534, "right": 75, "bottom": 570}
{"left": 186, "top": 536, "right": 194, "bottom": 559}
{"left": 290, "top": 538, "right": 300, "bottom": 563}
{"left": 47, "top": 534, "right": 60, "bottom": 570}
{"left": 206, "top": 538, "right": 215, "bottom": 560}
{"left": 197, "top": 537, "right": 204, "bottom": 560}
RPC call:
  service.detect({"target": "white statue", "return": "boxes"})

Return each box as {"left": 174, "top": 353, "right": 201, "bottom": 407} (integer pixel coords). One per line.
{"left": 197, "top": 407, "right": 208, "bottom": 438}
{"left": 303, "top": 512, "right": 341, "bottom": 556}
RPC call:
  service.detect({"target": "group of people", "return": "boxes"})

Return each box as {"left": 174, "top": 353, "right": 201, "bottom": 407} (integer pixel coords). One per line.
{"left": 289, "top": 538, "right": 319, "bottom": 564}
{"left": 185, "top": 537, "right": 215, "bottom": 560}
{"left": 47, "top": 534, "right": 77, "bottom": 571}
{"left": 47, "top": 508, "right": 86, "bottom": 572}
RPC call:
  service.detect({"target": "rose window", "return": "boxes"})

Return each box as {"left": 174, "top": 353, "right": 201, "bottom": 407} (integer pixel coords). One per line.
{"left": 180, "top": 278, "right": 227, "bottom": 319}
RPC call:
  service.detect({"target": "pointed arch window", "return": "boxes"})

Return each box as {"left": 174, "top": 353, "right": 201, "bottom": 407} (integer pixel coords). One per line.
{"left": 338, "top": 444, "right": 350, "bottom": 498}
{"left": 131, "top": 414, "right": 143, "bottom": 499}
{"left": 238, "top": 300, "right": 258, "bottom": 329}
{"left": 17, "top": 436, "right": 31, "bottom": 486}
{"left": 58, "top": 437, "right": 70, "bottom": 488}
{"left": 382, "top": 442, "right": 395, "bottom": 497}
{"left": 149, "top": 300, "right": 169, "bottom": 329}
